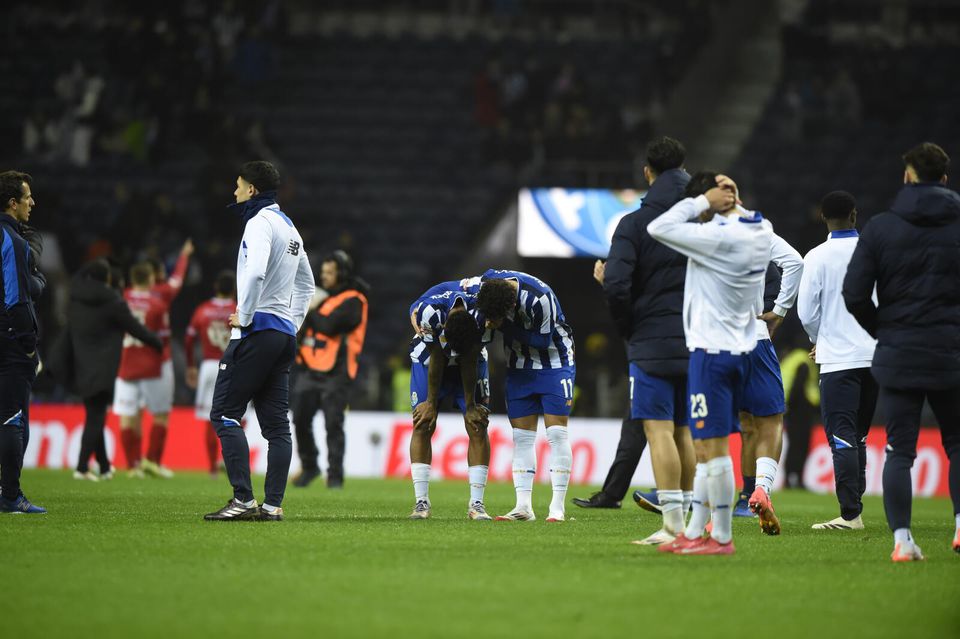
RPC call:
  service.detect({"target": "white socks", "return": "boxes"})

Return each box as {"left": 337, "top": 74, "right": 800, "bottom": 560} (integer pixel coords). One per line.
{"left": 706, "top": 456, "right": 736, "bottom": 544}
{"left": 682, "top": 490, "right": 693, "bottom": 514}
{"left": 956, "top": 513, "right": 960, "bottom": 533}
{"left": 756, "top": 456, "right": 779, "bottom": 496}
{"left": 684, "top": 463, "right": 710, "bottom": 539}
{"left": 512, "top": 428, "right": 537, "bottom": 511}
{"left": 468, "top": 465, "right": 488, "bottom": 504}
{"left": 411, "top": 462, "right": 431, "bottom": 502}
{"left": 546, "top": 426, "right": 571, "bottom": 515}
{"left": 894, "top": 528, "right": 913, "bottom": 545}
{"left": 658, "top": 489, "right": 684, "bottom": 535}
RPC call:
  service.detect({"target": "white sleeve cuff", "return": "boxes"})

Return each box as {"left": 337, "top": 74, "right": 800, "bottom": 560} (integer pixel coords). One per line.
{"left": 773, "top": 304, "right": 790, "bottom": 317}
{"left": 693, "top": 194, "right": 711, "bottom": 215}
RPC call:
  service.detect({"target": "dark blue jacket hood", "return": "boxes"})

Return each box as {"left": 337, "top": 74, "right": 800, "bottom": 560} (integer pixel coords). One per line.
{"left": 889, "top": 183, "right": 960, "bottom": 227}
{"left": 642, "top": 168, "right": 690, "bottom": 212}
{"left": 228, "top": 191, "right": 278, "bottom": 223}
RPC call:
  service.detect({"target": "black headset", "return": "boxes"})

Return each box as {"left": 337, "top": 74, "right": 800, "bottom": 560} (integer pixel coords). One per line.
{"left": 326, "top": 250, "right": 354, "bottom": 283}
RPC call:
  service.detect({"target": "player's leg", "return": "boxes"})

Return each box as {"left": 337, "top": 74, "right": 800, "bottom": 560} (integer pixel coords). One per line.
{"left": 737, "top": 411, "right": 757, "bottom": 516}
{"left": 0, "top": 345, "right": 43, "bottom": 512}
{"left": 743, "top": 340, "right": 786, "bottom": 533}
{"left": 114, "top": 378, "right": 144, "bottom": 477}
{"left": 197, "top": 361, "right": 221, "bottom": 476}
{"left": 206, "top": 335, "right": 280, "bottom": 520}
{"left": 925, "top": 388, "right": 960, "bottom": 553}
{"left": 249, "top": 332, "right": 298, "bottom": 519}
{"left": 455, "top": 359, "right": 492, "bottom": 519}
{"left": 880, "top": 385, "right": 925, "bottom": 560}
{"left": 855, "top": 369, "right": 879, "bottom": 506}
{"left": 291, "top": 377, "right": 322, "bottom": 487}
{"left": 321, "top": 380, "right": 349, "bottom": 488}
{"left": 673, "top": 379, "right": 695, "bottom": 512}
{"left": 142, "top": 361, "right": 174, "bottom": 476}
{"left": 542, "top": 367, "right": 575, "bottom": 522}
{"left": 76, "top": 391, "right": 110, "bottom": 479}
{"left": 408, "top": 361, "right": 442, "bottom": 518}
{"left": 814, "top": 369, "right": 866, "bottom": 530}
{"left": 494, "top": 369, "right": 540, "bottom": 521}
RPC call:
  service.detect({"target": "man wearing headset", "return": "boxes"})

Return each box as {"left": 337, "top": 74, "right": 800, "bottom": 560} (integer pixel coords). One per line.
{"left": 291, "top": 250, "right": 369, "bottom": 489}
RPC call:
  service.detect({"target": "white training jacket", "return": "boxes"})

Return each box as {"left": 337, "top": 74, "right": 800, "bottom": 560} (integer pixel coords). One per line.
{"left": 757, "top": 226, "right": 804, "bottom": 340}
{"left": 796, "top": 229, "right": 876, "bottom": 373}
{"left": 647, "top": 194, "right": 773, "bottom": 354}
{"left": 234, "top": 202, "right": 315, "bottom": 340}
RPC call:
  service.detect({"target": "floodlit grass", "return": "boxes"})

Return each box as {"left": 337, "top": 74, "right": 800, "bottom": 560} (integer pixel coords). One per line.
{"left": 2, "top": 470, "right": 958, "bottom": 638}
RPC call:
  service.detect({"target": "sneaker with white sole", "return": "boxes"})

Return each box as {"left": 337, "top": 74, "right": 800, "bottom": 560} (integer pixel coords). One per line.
{"left": 100, "top": 471, "right": 114, "bottom": 480}
{"left": 141, "top": 459, "right": 174, "bottom": 479}
{"left": 631, "top": 528, "right": 677, "bottom": 546}
{"left": 545, "top": 511, "right": 565, "bottom": 523}
{"left": 468, "top": 502, "right": 493, "bottom": 521}
{"left": 409, "top": 500, "right": 431, "bottom": 520}
{"left": 128, "top": 466, "right": 145, "bottom": 479}
{"left": 812, "top": 515, "right": 864, "bottom": 530}
{"left": 891, "top": 541, "right": 924, "bottom": 562}
{"left": 73, "top": 470, "right": 99, "bottom": 482}
{"left": 204, "top": 498, "right": 260, "bottom": 521}
{"left": 495, "top": 508, "right": 536, "bottom": 521}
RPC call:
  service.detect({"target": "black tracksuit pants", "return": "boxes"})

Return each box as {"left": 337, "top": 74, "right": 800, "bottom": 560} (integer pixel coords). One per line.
{"left": 211, "top": 330, "right": 296, "bottom": 507}
{"left": 76, "top": 389, "right": 113, "bottom": 474}
{"left": 292, "top": 373, "right": 350, "bottom": 481}
{"left": 0, "top": 337, "right": 35, "bottom": 501}
{"left": 880, "top": 385, "right": 960, "bottom": 531}
{"left": 819, "top": 367, "right": 878, "bottom": 520}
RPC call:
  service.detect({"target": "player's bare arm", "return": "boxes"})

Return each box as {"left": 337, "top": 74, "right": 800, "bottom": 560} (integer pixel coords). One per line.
{"left": 412, "top": 342, "right": 445, "bottom": 430}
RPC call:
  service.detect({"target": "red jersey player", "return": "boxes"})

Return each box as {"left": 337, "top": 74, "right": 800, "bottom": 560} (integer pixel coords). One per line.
{"left": 114, "top": 240, "right": 192, "bottom": 478}
{"left": 185, "top": 270, "right": 236, "bottom": 475}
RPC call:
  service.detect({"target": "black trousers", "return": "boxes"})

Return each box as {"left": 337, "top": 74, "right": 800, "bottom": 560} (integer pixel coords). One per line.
{"left": 0, "top": 338, "right": 36, "bottom": 501}
{"left": 600, "top": 417, "right": 647, "bottom": 501}
{"left": 210, "top": 330, "right": 296, "bottom": 507}
{"left": 76, "top": 390, "right": 113, "bottom": 473}
{"left": 820, "top": 367, "right": 878, "bottom": 520}
{"left": 292, "top": 374, "right": 350, "bottom": 480}
{"left": 880, "top": 385, "right": 960, "bottom": 531}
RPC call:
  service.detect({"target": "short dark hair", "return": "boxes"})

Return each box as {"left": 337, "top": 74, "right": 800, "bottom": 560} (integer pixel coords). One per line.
{"left": 444, "top": 308, "right": 481, "bottom": 355}
{"left": 819, "top": 191, "right": 857, "bottom": 220}
{"left": 240, "top": 161, "right": 280, "bottom": 192}
{"left": 684, "top": 171, "right": 719, "bottom": 198}
{"left": 646, "top": 137, "right": 686, "bottom": 175}
{"left": 130, "top": 262, "right": 154, "bottom": 286}
{"left": 80, "top": 258, "right": 111, "bottom": 284}
{"left": 476, "top": 279, "right": 515, "bottom": 322}
{"left": 214, "top": 270, "right": 236, "bottom": 297}
{"left": 324, "top": 250, "right": 354, "bottom": 282}
{"left": 902, "top": 142, "right": 949, "bottom": 182}
{"left": 0, "top": 170, "right": 32, "bottom": 210}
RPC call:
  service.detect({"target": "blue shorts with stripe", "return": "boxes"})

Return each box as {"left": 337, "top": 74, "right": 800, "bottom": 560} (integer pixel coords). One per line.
{"left": 410, "top": 359, "right": 490, "bottom": 414}
{"left": 504, "top": 366, "right": 576, "bottom": 419}
{"left": 687, "top": 348, "right": 749, "bottom": 440}
{"left": 629, "top": 362, "right": 687, "bottom": 425}
{"left": 740, "top": 339, "right": 786, "bottom": 417}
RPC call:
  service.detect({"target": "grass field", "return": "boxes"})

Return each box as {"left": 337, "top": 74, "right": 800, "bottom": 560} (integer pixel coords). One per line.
{"left": 1, "top": 470, "right": 958, "bottom": 639}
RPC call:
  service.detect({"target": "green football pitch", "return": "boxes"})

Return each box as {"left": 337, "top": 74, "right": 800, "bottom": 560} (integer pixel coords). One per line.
{"left": 1, "top": 471, "right": 957, "bottom": 639}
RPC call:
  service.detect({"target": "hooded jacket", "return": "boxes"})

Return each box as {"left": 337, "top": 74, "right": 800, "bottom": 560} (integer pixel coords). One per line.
{"left": 842, "top": 182, "right": 960, "bottom": 389}
{"left": 602, "top": 168, "right": 690, "bottom": 377}
{"left": 64, "top": 274, "right": 162, "bottom": 398}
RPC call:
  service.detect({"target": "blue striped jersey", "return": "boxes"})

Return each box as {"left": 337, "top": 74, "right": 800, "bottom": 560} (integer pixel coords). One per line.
{"left": 479, "top": 269, "right": 575, "bottom": 370}
{"left": 408, "top": 278, "right": 485, "bottom": 366}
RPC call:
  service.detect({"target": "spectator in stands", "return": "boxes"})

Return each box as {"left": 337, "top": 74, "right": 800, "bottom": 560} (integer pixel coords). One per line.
{"left": 60, "top": 259, "right": 162, "bottom": 480}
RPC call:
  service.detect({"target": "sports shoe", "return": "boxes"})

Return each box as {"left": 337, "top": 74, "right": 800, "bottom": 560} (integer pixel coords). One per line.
{"left": 468, "top": 502, "right": 493, "bottom": 521}
{"left": 292, "top": 467, "right": 321, "bottom": 488}
{"left": 545, "top": 511, "right": 565, "bottom": 522}
{"left": 572, "top": 492, "right": 621, "bottom": 509}
{"left": 100, "top": 471, "right": 114, "bottom": 481}
{"left": 678, "top": 536, "right": 736, "bottom": 555}
{"left": 812, "top": 515, "right": 864, "bottom": 530}
{"left": 0, "top": 494, "right": 47, "bottom": 514}
{"left": 141, "top": 459, "right": 174, "bottom": 479}
{"left": 496, "top": 508, "right": 536, "bottom": 521}
{"left": 891, "top": 541, "right": 924, "bottom": 562}
{"left": 657, "top": 533, "right": 699, "bottom": 553}
{"left": 409, "top": 500, "right": 431, "bottom": 520}
{"left": 748, "top": 488, "right": 781, "bottom": 536}
{"left": 632, "top": 528, "right": 676, "bottom": 546}
{"left": 203, "top": 498, "right": 260, "bottom": 521}
{"left": 128, "top": 466, "right": 145, "bottom": 479}
{"left": 73, "top": 470, "right": 99, "bottom": 482}
{"left": 633, "top": 489, "right": 662, "bottom": 514}
{"left": 952, "top": 529, "right": 960, "bottom": 553}
{"left": 733, "top": 493, "right": 754, "bottom": 518}
{"left": 258, "top": 506, "right": 284, "bottom": 521}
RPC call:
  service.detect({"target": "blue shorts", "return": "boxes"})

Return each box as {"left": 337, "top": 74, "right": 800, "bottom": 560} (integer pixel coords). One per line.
{"left": 687, "top": 348, "right": 749, "bottom": 440}
{"left": 740, "top": 339, "right": 786, "bottom": 417}
{"left": 504, "top": 366, "right": 576, "bottom": 419}
{"left": 410, "top": 359, "right": 490, "bottom": 414}
{"left": 629, "top": 362, "right": 688, "bottom": 425}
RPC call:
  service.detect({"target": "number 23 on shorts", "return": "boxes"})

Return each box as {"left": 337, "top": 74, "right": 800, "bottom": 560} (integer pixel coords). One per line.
{"left": 690, "top": 393, "right": 708, "bottom": 418}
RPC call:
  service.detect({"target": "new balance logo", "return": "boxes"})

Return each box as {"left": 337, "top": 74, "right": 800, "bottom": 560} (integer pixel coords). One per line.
{"left": 287, "top": 240, "right": 300, "bottom": 256}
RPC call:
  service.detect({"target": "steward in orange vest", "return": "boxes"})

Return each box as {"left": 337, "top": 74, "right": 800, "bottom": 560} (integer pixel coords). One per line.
{"left": 291, "top": 251, "right": 369, "bottom": 489}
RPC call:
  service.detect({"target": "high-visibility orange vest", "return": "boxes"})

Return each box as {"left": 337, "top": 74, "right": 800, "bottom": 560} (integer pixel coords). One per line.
{"left": 298, "top": 290, "right": 368, "bottom": 379}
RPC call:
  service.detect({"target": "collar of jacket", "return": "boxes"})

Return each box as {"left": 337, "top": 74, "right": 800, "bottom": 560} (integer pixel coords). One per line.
{"left": 227, "top": 191, "right": 279, "bottom": 223}
{"left": 642, "top": 168, "right": 691, "bottom": 209}
{"left": 890, "top": 182, "right": 960, "bottom": 227}
{"left": 0, "top": 212, "right": 22, "bottom": 233}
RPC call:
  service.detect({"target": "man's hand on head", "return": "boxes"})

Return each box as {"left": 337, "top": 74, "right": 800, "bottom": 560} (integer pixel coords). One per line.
{"left": 704, "top": 186, "right": 736, "bottom": 213}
